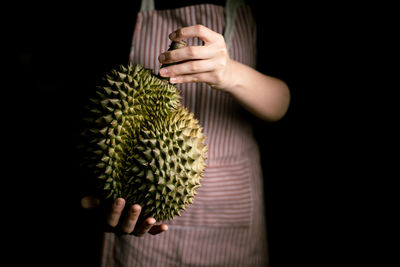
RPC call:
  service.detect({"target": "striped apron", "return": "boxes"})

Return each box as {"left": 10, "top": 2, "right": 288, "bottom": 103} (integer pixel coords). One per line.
{"left": 101, "top": 0, "right": 268, "bottom": 266}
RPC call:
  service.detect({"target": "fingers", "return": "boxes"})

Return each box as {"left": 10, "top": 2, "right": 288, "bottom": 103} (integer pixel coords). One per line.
{"left": 81, "top": 195, "right": 101, "bottom": 209}
{"left": 132, "top": 218, "right": 156, "bottom": 237}
{"left": 107, "top": 198, "right": 125, "bottom": 227}
{"left": 120, "top": 204, "right": 141, "bottom": 234}
{"left": 102, "top": 198, "right": 169, "bottom": 237}
{"left": 160, "top": 58, "right": 229, "bottom": 86}
{"left": 159, "top": 59, "right": 220, "bottom": 77}
{"left": 159, "top": 25, "right": 230, "bottom": 89}
{"left": 159, "top": 45, "right": 218, "bottom": 64}
{"left": 148, "top": 224, "right": 169, "bottom": 235}
{"left": 169, "top": 24, "right": 223, "bottom": 44}
{"left": 169, "top": 72, "right": 219, "bottom": 85}
{"left": 120, "top": 211, "right": 168, "bottom": 236}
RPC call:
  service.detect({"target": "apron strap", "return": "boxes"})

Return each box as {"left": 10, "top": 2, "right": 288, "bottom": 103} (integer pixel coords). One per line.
{"left": 224, "top": 0, "right": 244, "bottom": 51}
{"left": 139, "top": 0, "right": 243, "bottom": 51}
{"left": 140, "top": 0, "right": 155, "bottom": 12}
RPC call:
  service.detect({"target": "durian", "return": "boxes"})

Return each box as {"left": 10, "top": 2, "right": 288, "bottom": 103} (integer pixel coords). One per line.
{"left": 81, "top": 42, "right": 207, "bottom": 222}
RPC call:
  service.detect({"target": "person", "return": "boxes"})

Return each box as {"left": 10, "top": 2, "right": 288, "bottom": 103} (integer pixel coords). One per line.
{"left": 81, "top": 0, "right": 290, "bottom": 266}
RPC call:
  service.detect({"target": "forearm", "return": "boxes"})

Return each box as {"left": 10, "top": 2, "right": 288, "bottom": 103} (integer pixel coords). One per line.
{"left": 223, "top": 59, "right": 290, "bottom": 122}
{"left": 158, "top": 25, "right": 290, "bottom": 121}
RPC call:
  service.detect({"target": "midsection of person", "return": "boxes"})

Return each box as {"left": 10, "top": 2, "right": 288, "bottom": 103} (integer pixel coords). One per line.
{"left": 128, "top": 1, "right": 260, "bottom": 230}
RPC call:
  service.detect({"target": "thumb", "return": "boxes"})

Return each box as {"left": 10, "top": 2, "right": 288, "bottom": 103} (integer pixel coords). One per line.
{"left": 81, "top": 195, "right": 101, "bottom": 209}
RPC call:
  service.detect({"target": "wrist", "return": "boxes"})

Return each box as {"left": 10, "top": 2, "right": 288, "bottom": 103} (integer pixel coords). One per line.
{"left": 212, "top": 59, "right": 231, "bottom": 92}
{"left": 220, "top": 59, "right": 242, "bottom": 95}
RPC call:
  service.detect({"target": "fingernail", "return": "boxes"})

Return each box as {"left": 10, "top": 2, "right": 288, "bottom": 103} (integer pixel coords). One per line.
{"left": 169, "top": 31, "right": 176, "bottom": 40}
{"left": 115, "top": 199, "right": 123, "bottom": 207}
{"left": 159, "top": 68, "right": 168, "bottom": 76}
{"left": 132, "top": 204, "right": 141, "bottom": 213}
{"left": 147, "top": 218, "right": 156, "bottom": 225}
{"left": 158, "top": 53, "right": 165, "bottom": 62}
{"left": 169, "top": 77, "right": 177, "bottom": 83}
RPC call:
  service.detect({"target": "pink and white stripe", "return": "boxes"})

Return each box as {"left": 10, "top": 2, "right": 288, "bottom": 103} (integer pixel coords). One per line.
{"left": 103, "top": 3, "right": 268, "bottom": 266}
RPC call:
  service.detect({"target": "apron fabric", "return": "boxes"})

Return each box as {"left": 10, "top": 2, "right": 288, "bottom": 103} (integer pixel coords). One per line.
{"left": 101, "top": 1, "right": 268, "bottom": 266}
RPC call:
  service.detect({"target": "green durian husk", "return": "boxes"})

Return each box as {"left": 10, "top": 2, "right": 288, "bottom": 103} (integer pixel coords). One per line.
{"left": 82, "top": 63, "right": 207, "bottom": 222}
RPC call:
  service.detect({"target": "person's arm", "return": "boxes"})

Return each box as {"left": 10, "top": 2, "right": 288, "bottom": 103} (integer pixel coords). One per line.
{"left": 223, "top": 60, "right": 290, "bottom": 121}
{"left": 158, "top": 25, "right": 290, "bottom": 122}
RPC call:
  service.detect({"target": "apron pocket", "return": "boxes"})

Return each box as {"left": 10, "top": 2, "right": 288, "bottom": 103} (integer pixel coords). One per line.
{"left": 167, "top": 159, "right": 253, "bottom": 228}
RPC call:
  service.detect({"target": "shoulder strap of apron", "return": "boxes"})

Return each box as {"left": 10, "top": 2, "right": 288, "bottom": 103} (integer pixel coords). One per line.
{"left": 140, "top": 0, "right": 155, "bottom": 12}
{"left": 139, "top": 0, "right": 243, "bottom": 50}
{"left": 224, "top": 0, "right": 244, "bottom": 51}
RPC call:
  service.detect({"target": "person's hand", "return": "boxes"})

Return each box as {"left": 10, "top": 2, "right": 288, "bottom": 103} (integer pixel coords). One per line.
{"left": 81, "top": 196, "right": 168, "bottom": 236}
{"left": 158, "top": 25, "right": 234, "bottom": 91}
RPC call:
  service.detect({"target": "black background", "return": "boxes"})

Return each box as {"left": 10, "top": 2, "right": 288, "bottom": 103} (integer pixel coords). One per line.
{"left": 8, "top": 1, "right": 371, "bottom": 266}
